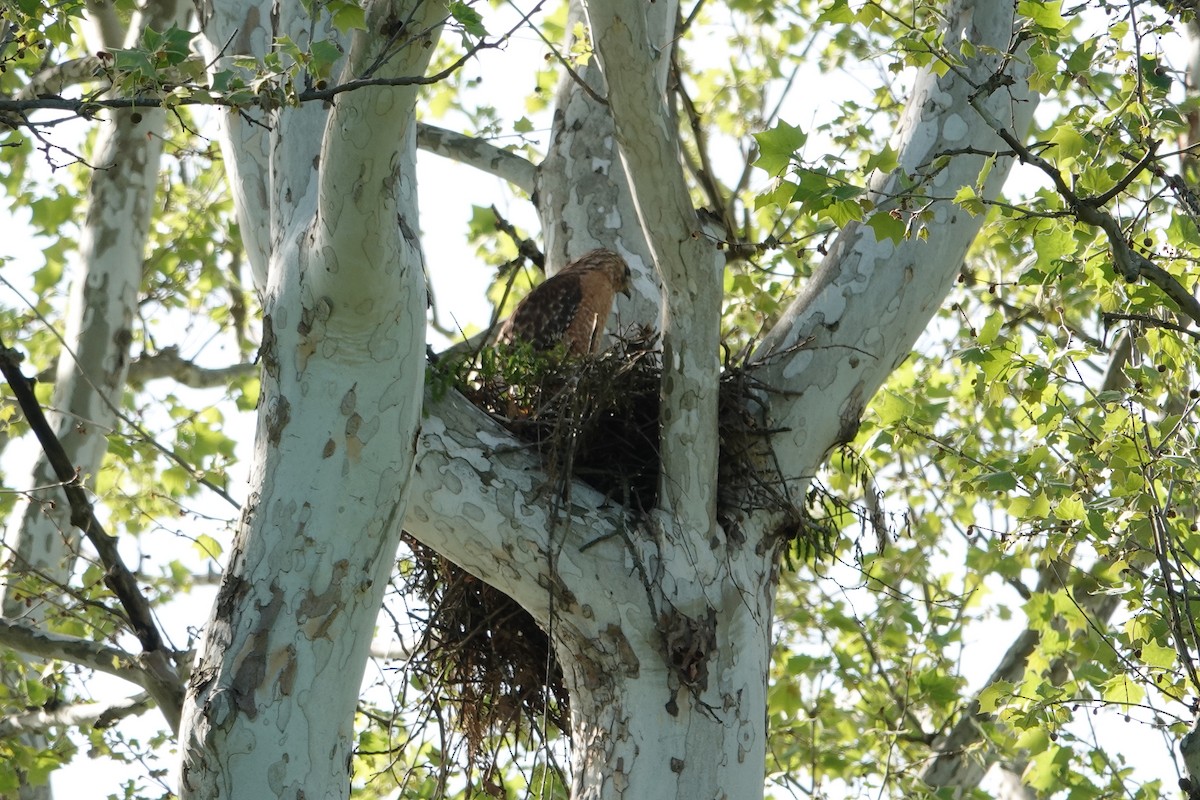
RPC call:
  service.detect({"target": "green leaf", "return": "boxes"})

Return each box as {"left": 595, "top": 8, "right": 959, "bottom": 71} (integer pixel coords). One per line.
{"left": 309, "top": 39, "right": 343, "bottom": 79}
{"left": 873, "top": 390, "right": 916, "bottom": 426}
{"left": 1009, "top": 492, "right": 1050, "bottom": 520}
{"left": 1023, "top": 746, "right": 1069, "bottom": 792}
{"left": 112, "top": 47, "right": 156, "bottom": 79}
{"left": 753, "top": 121, "right": 807, "bottom": 177}
{"left": 979, "top": 471, "right": 1018, "bottom": 492}
{"left": 449, "top": 1, "right": 487, "bottom": 37}
{"left": 976, "top": 311, "right": 1002, "bottom": 346}
{"left": 1049, "top": 126, "right": 1085, "bottom": 167}
{"left": 1101, "top": 674, "right": 1145, "bottom": 707}
{"left": 826, "top": 198, "right": 863, "bottom": 227}
{"left": 329, "top": 0, "right": 366, "bottom": 33}
{"left": 867, "top": 210, "right": 905, "bottom": 244}
{"left": 977, "top": 680, "right": 1014, "bottom": 713}
{"left": 159, "top": 24, "right": 198, "bottom": 66}
{"left": 1140, "top": 640, "right": 1176, "bottom": 670}
{"left": 1139, "top": 56, "right": 1172, "bottom": 93}
{"left": 815, "top": 0, "right": 854, "bottom": 24}
{"left": 864, "top": 144, "right": 898, "bottom": 175}
{"left": 1065, "top": 39, "right": 1097, "bottom": 73}
{"left": 194, "top": 533, "right": 224, "bottom": 560}
{"left": 1018, "top": 0, "right": 1067, "bottom": 32}
{"left": 1054, "top": 494, "right": 1085, "bottom": 521}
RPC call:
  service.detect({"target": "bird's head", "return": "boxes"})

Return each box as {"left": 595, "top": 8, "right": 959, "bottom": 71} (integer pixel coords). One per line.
{"left": 577, "top": 248, "right": 633, "bottom": 299}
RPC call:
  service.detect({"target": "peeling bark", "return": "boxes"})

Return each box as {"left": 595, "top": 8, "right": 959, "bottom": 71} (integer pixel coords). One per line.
{"left": 193, "top": 0, "right": 274, "bottom": 291}
{"left": 178, "top": 2, "right": 1044, "bottom": 798}
{"left": 753, "top": 1, "right": 1037, "bottom": 486}
{"left": 179, "top": 2, "right": 444, "bottom": 797}
{"left": 585, "top": 0, "right": 723, "bottom": 539}
{"left": 536, "top": 1, "right": 664, "bottom": 330}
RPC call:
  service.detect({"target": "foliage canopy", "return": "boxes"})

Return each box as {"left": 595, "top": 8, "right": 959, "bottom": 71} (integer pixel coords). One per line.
{"left": 2, "top": 0, "right": 1200, "bottom": 798}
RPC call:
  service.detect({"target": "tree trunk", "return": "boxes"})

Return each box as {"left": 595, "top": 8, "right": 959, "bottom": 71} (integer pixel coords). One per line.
{"left": 535, "top": 0, "right": 667, "bottom": 328}
{"left": 181, "top": 0, "right": 1041, "bottom": 797}
{"left": 178, "top": 2, "right": 443, "bottom": 797}
{"left": 403, "top": 2, "right": 1038, "bottom": 798}
{"left": 555, "top": 581, "right": 774, "bottom": 799}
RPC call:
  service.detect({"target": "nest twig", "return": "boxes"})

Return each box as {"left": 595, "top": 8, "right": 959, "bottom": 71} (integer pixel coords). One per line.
{"left": 403, "top": 326, "right": 829, "bottom": 758}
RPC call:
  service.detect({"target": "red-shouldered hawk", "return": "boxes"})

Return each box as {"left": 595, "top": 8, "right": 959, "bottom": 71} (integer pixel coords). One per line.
{"left": 496, "top": 249, "right": 632, "bottom": 355}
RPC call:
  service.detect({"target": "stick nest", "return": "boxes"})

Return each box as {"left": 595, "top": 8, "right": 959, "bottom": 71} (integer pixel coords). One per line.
{"left": 402, "top": 325, "right": 820, "bottom": 757}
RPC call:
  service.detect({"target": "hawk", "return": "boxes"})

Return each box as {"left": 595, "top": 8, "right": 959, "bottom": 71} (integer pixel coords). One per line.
{"left": 496, "top": 249, "right": 632, "bottom": 355}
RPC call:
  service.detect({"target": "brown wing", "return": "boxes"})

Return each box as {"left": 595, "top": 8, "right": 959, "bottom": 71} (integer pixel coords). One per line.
{"left": 561, "top": 270, "right": 618, "bottom": 355}
{"left": 497, "top": 271, "right": 585, "bottom": 351}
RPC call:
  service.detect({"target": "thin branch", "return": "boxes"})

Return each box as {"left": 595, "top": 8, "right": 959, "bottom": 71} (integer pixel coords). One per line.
{"left": 0, "top": 690, "right": 152, "bottom": 743}
{"left": 1103, "top": 312, "right": 1200, "bottom": 342}
{"left": 2, "top": 5, "right": 547, "bottom": 128}
{"left": 0, "top": 692, "right": 153, "bottom": 737}
{"left": 416, "top": 123, "right": 537, "bottom": 194}
{"left": 969, "top": 89, "right": 1200, "bottom": 325}
{"left": 671, "top": 54, "right": 730, "bottom": 234}
{"left": 509, "top": 0, "right": 607, "bottom": 107}
{"left": 16, "top": 56, "right": 109, "bottom": 101}
{"left": 0, "top": 343, "right": 183, "bottom": 730}
{"left": 2, "top": 272, "right": 241, "bottom": 510}
{"left": 1091, "top": 140, "right": 1160, "bottom": 206}
{"left": 0, "top": 619, "right": 153, "bottom": 690}
{"left": 126, "top": 346, "right": 257, "bottom": 388}
{"left": 490, "top": 205, "right": 545, "bottom": 268}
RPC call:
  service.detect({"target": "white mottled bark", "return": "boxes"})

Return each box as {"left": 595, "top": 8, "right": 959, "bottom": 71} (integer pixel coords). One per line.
{"left": 753, "top": 1, "right": 1037, "bottom": 485}
{"left": 193, "top": 0, "right": 273, "bottom": 290}
{"left": 178, "top": 2, "right": 443, "bottom": 797}
{"left": 535, "top": 1, "right": 666, "bottom": 328}
{"left": 418, "top": 122, "right": 537, "bottom": 194}
{"left": 585, "top": 0, "right": 723, "bottom": 540}
{"left": 178, "top": 2, "right": 1041, "bottom": 799}
{"left": 0, "top": 10, "right": 185, "bottom": 800}
{"left": 405, "top": 390, "right": 776, "bottom": 800}
{"left": 2, "top": 0, "right": 181, "bottom": 631}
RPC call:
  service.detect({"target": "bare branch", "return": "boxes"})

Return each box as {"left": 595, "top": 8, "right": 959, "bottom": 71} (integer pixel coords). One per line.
{"left": 1103, "top": 312, "right": 1200, "bottom": 342}
{"left": 127, "top": 347, "right": 257, "bottom": 389}
{"left": 0, "top": 692, "right": 153, "bottom": 737}
{"left": 416, "top": 123, "right": 537, "bottom": 194}
{"left": 16, "top": 56, "right": 108, "bottom": 101}
{"left": 0, "top": 343, "right": 184, "bottom": 729}
{"left": 0, "top": 619, "right": 151, "bottom": 687}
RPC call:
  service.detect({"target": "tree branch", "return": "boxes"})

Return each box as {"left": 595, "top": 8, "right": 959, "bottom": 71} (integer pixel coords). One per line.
{"left": 0, "top": 691, "right": 153, "bottom": 737}
{"left": 1103, "top": 312, "right": 1200, "bottom": 342}
{"left": 749, "top": 1, "right": 1036, "bottom": 533}
{"left": 586, "top": 0, "right": 724, "bottom": 547}
{"left": 416, "top": 123, "right": 536, "bottom": 195}
{"left": 970, "top": 100, "right": 1200, "bottom": 326}
{"left": 404, "top": 386, "right": 643, "bottom": 627}
{"left": 0, "top": 343, "right": 183, "bottom": 729}
{"left": 16, "top": 56, "right": 108, "bottom": 101}
{"left": 1, "top": 4, "right": 547, "bottom": 125}
{"left": 126, "top": 347, "right": 257, "bottom": 388}
{"left": 0, "top": 619, "right": 159, "bottom": 695}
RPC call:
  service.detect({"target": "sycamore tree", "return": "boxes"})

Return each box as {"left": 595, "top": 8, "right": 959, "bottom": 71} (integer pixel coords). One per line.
{"left": 3, "top": 0, "right": 1200, "bottom": 798}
